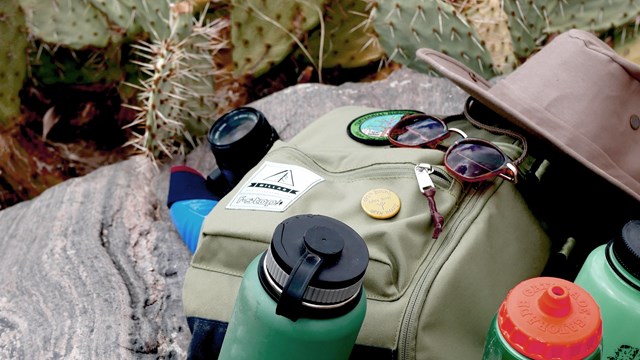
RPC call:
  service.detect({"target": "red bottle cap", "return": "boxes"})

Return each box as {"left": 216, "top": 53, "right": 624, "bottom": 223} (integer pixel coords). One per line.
{"left": 497, "top": 277, "right": 602, "bottom": 360}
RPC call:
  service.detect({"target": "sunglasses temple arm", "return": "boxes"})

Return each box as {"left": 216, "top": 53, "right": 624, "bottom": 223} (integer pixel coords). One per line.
{"left": 448, "top": 127, "right": 468, "bottom": 139}
{"left": 464, "top": 97, "right": 528, "bottom": 166}
{"left": 498, "top": 163, "right": 519, "bottom": 183}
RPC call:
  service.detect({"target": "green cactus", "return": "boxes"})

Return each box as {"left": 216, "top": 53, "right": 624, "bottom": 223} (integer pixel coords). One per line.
{"left": 30, "top": 45, "right": 125, "bottom": 86}
{"left": 546, "top": 0, "right": 640, "bottom": 34}
{"left": 0, "top": 0, "right": 28, "bottom": 128}
{"left": 19, "top": 0, "right": 119, "bottom": 49}
{"left": 615, "top": 33, "right": 640, "bottom": 64}
{"left": 128, "top": 4, "right": 229, "bottom": 162}
{"left": 19, "top": 0, "right": 176, "bottom": 50}
{"left": 231, "top": 0, "right": 326, "bottom": 78}
{"left": 86, "top": 0, "right": 173, "bottom": 40}
{"left": 305, "top": 0, "right": 384, "bottom": 68}
{"left": 462, "top": 0, "right": 518, "bottom": 74}
{"left": 503, "top": 0, "right": 640, "bottom": 61}
{"left": 373, "top": 0, "right": 496, "bottom": 78}
{"left": 501, "top": 0, "right": 557, "bottom": 60}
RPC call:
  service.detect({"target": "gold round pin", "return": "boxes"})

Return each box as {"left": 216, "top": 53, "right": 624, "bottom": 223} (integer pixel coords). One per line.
{"left": 361, "top": 188, "right": 401, "bottom": 219}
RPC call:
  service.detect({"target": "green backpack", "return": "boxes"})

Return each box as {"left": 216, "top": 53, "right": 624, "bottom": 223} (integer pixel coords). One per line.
{"left": 182, "top": 105, "right": 550, "bottom": 359}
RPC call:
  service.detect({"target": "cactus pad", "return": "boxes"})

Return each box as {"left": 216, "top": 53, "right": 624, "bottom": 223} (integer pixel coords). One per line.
{"left": 305, "top": 0, "right": 384, "bottom": 68}
{"left": 0, "top": 0, "right": 28, "bottom": 128}
{"left": 231, "top": 0, "right": 326, "bottom": 77}
{"left": 546, "top": 0, "right": 640, "bottom": 34}
{"left": 128, "top": 10, "right": 229, "bottom": 162}
{"left": 462, "top": 0, "right": 518, "bottom": 74}
{"left": 502, "top": 0, "right": 556, "bottom": 59}
{"left": 30, "top": 46, "right": 124, "bottom": 86}
{"left": 19, "top": 0, "right": 119, "bottom": 49}
{"left": 373, "top": 0, "right": 496, "bottom": 78}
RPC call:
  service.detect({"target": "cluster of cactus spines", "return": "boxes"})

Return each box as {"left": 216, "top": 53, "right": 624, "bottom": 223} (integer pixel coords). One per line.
{"left": 501, "top": 0, "right": 554, "bottom": 61}
{"left": 230, "top": 0, "right": 326, "bottom": 78}
{"left": 30, "top": 45, "right": 125, "bottom": 86}
{"left": 545, "top": 0, "right": 640, "bottom": 35}
{"left": 85, "top": 0, "right": 173, "bottom": 41}
{"left": 0, "top": 0, "right": 28, "bottom": 128}
{"left": 19, "top": 0, "right": 118, "bottom": 49}
{"left": 19, "top": 0, "right": 174, "bottom": 50}
{"left": 19, "top": 0, "right": 175, "bottom": 90}
{"left": 372, "top": 0, "right": 496, "bottom": 78}
{"left": 459, "top": 0, "right": 518, "bottom": 75}
{"left": 614, "top": 29, "right": 640, "bottom": 64}
{"left": 305, "top": 0, "right": 384, "bottom": 68}
{"left": 502, "top": 0, "right": 640, "bottom": 61}
{"left": 127, "top": 2, "right": 230, "bottom": 164}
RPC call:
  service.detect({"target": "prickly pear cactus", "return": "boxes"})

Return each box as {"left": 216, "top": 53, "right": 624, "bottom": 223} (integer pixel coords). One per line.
{"left": 231, "top": 0, "right": 326, "bottom": 77}
{"left": 0, "top": 0, "right": 28, "bottom": 128}
{"left": 305, "top": 0, "right": 384, "bottom": 68}
{"left": 501, "top": 0, "right": 556, "bottom": 60}
{"left": 19, "top": 0, "right": 175, "bottom": 50}
{"left": 87, "top": 0, "right": 172, "bottom": 40}
{"left": 373, "top": 0, "right": 496, "bottom": 78}
{"left": 129, "top": 3, "right": 229, "bottom": 162}
{"left": 546, "top": 0, "right": 640, "bottom": 34}
{"left": 30, "top": 46, "right": 125, "bottom": 86}
{"left": 616, "top": 35, "right": 640, "bottom": 64}
{"left": 503, "top": 0, "right": 640, "bottom": 60}
{"left": 19, "top": 0, "right": 119, "bottom": 49}
{"left": 611, "top": 20, "right": 640, "bottom": 64}
{"left": 462, "top": 0, "right": 518, "bottom": 74}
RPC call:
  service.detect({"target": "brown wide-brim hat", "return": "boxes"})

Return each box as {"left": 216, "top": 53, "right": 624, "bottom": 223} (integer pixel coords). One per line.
{"left": 417, "top": 29, "right": 640, "bottom": 202}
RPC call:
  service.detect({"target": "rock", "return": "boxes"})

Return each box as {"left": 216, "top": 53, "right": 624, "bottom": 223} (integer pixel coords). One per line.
{"left": 0, "top": 68, "right": 467, "bottom": 359}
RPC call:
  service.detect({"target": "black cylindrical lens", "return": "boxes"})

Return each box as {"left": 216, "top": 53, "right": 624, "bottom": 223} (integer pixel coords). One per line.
{"left": 206, "top": 107, "right": 279, "bottom": 196}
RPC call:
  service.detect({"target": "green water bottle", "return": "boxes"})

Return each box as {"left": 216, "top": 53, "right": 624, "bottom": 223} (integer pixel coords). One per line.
{"left": 575, "top": 220, "right": 640, "bottom": 359}
{"left": 218, "top": 214, "right": 369, "bottom": 360}
{"left": 483, "top": 277, "right": 602, "bottom": 360}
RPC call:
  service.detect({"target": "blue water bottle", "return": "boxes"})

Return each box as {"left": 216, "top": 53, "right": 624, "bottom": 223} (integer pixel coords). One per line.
{"left": 167, "top": 166, "right": 219, "bottom": 253}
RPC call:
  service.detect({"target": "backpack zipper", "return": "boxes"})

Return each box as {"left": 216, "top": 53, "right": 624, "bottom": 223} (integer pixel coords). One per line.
{"left": 397, "top": 175, "right": 499, "bottom": 359}
{"left": 265, "top": 146, "right": 453, "bottom": 187}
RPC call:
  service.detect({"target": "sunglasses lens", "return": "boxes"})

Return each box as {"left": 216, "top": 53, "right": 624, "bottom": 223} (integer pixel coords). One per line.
{"left": 389, "top": 116, "right": 447, "bottom": 147}
{"left": 445, "top": 140, "right": 506, "bottom": 180}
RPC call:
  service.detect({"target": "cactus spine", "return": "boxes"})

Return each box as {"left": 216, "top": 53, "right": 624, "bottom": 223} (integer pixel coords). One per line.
{"left": 372, "top": 0, "right": 496, "bottom": 78}
{"left": 306, "top": 0, "right": 384, "bottom": 68}
{"left": 459, "top": 0, "right": 518, "bottom": 74}
{"left": 230, "top": 0, "right": 326, "bottom": 78}
{"left": 127, "top": 2, "right": 229, "bottom": 163}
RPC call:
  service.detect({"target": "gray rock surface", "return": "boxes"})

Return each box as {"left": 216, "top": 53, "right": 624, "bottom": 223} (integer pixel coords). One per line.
{"left": 0, "top": 68, "right": 467, "bottom": 359}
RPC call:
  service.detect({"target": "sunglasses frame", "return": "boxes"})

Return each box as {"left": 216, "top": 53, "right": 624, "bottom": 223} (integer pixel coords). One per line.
{"left": 443, "top": 138, "right": 518, "bottom": 183}
{"left": 387, "top": 114, "right": 451, "bottom": 148}
{"left": 388, "top": 104, "right": 522, "bottom": 183}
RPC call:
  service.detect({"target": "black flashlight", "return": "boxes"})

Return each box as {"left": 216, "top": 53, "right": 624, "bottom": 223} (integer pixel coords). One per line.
{"left": 206, "top": 107, "right": 279, "bottom": 198}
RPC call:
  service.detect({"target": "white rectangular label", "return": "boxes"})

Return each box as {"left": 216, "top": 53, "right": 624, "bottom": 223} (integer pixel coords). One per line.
{"left": 225, "top": 161, "right": 324, "bottom": 212}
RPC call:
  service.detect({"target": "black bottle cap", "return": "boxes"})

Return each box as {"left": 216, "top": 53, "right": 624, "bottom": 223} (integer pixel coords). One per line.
{"left": 269, "top": 214, "right": 368, "bottom": 290}
{"left": 261, "top": 214, "right": 368, "bottom": 320}
{"left": 612, "top": 220, "right": 640, "bottom": 280}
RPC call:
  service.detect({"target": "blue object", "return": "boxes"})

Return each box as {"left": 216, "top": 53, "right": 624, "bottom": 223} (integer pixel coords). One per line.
{"left": 170, "top": 199, "right": 218, "bottom": 253}
{"left": 168, "top": 166, "right": 220, "bottom": 253}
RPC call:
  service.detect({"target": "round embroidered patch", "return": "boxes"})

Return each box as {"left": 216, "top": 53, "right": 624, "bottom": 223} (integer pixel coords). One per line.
{"left": 347, "top": 110, "right": 423, "bottom": 145}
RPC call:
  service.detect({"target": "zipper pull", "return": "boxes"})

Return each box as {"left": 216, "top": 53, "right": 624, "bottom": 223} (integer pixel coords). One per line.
{"left": 415, "top": 164, "right": 444, "bottom": 239}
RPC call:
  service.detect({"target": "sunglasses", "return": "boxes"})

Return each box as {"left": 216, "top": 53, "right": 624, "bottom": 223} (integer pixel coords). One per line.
{"left": 387, "top": 97, "right": 527, "bottom": 184}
